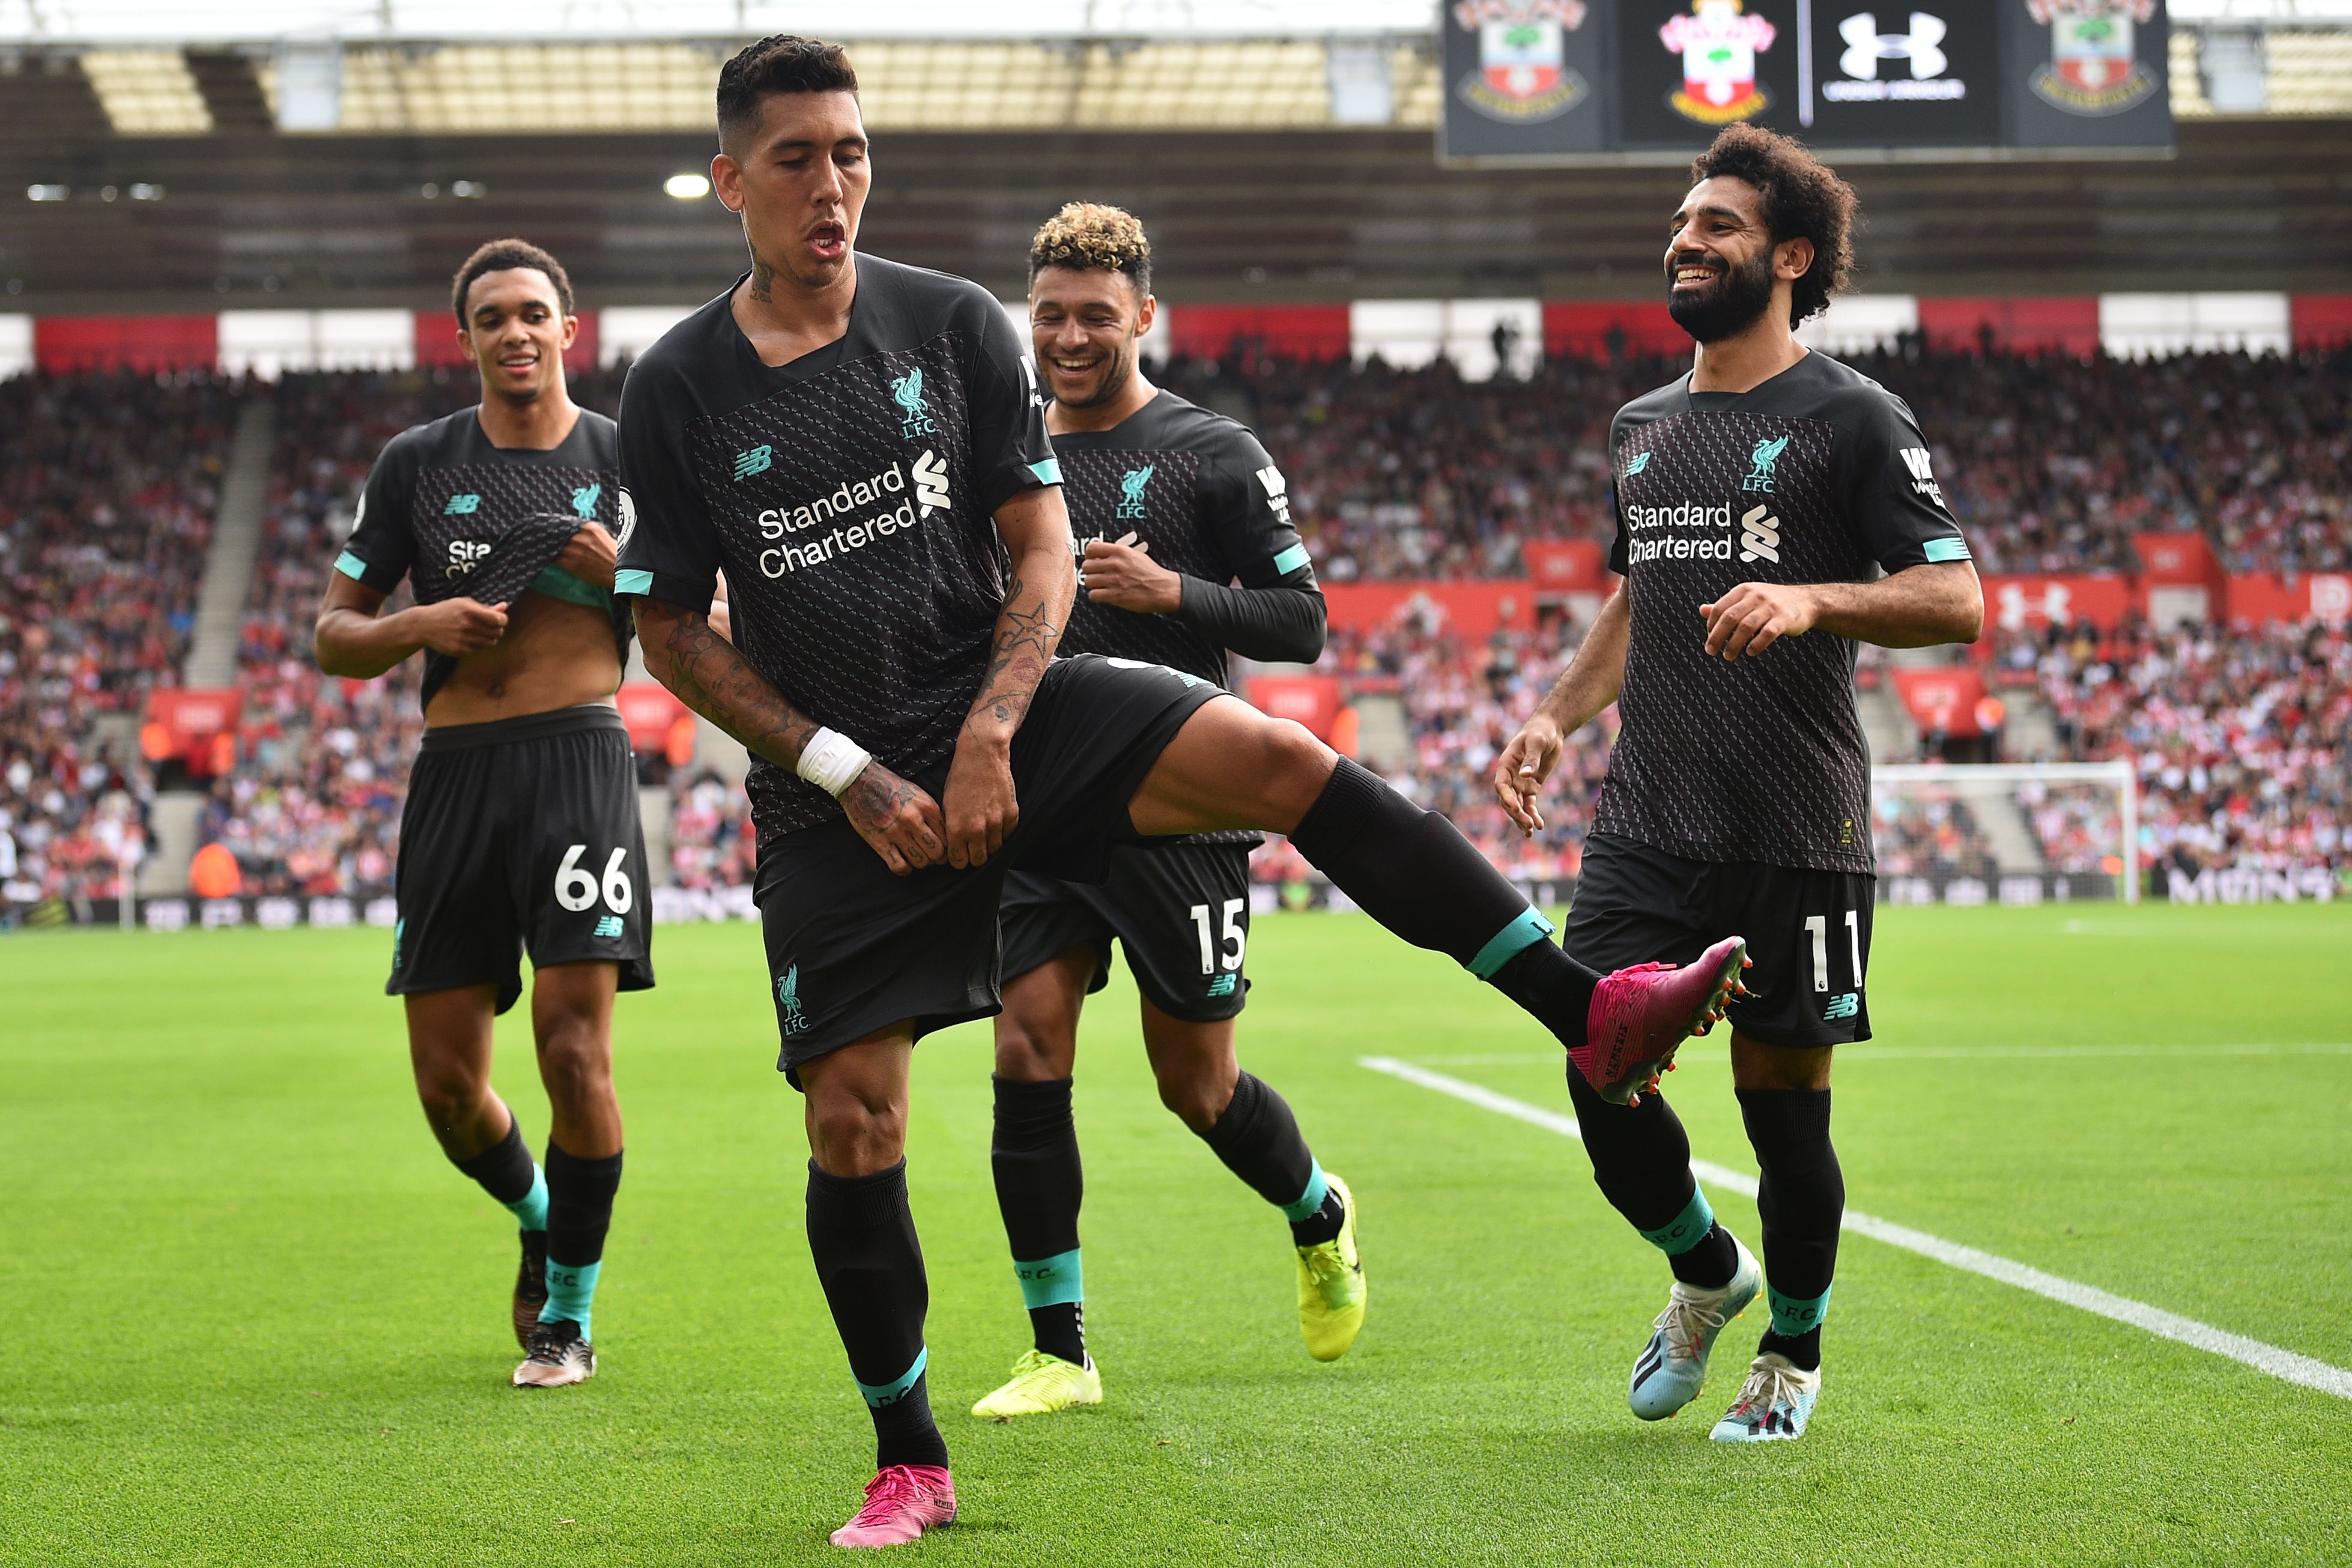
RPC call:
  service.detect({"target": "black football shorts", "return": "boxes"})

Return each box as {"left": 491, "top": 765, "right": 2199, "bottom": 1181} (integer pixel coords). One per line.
{"left": 388, "top": 704, "right": 655, "bottom": 1014}
{"left": 1000, "top": 839, "right": 1255, "bottom": 1025}
{"left": 754, "top": 655, "right": 1226, "bottom": 1082}
{"left": 1562, "top": 832, "right": 1873, "bottom": 1048}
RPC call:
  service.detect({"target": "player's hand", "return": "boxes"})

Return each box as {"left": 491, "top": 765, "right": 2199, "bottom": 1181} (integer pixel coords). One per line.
{"left": 411, "top": 598, "right": 509, "bottom": 656}
{"left": 840, "top": 760, "right": 947, "bottom": 876}
{"left": 1494, "top": 714, "right": 1565, "bottom": 837}
{"left": 554, "top": 521, "right": 617, "bottom": 588}
{"left": 941, "top": 735, "right": 1019, "bottom": 869}
{"left": 1081, "top": 536, "right": 1183, "bottom": 614}
{"left": 1700, "top": 582, "right": 1817, "bottom": 660}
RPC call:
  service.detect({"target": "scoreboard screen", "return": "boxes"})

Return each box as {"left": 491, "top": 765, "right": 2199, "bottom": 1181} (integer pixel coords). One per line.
{"left": 1438, "top": 0, "right": 2174, "bottom": 165}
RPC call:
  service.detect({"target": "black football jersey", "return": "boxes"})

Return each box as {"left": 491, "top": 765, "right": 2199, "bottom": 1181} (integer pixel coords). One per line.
{"left": 1600, "top": 351, "right": 1972, "bottom": 874}
{"left": 1052, "top": 389, "right": 1314, "bottom": 690}
{"left": 614, "top": 256, "right": 1057, "bottom": 842}
{"left": 336, "top": 408, "right": 625, "bottom": 713}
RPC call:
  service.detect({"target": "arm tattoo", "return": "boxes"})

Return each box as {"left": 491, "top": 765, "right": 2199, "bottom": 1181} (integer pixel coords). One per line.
{"left": 966, "top": 569, "right": 1062, "bottom": 732}
{"left": 650, "top": 607, "right": 817, "bottom": 766}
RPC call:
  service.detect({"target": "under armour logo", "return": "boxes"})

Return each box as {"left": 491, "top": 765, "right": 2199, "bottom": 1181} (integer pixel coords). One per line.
{"left": 1738, "top": 504, "right": 1781, "bottom": 564}
{"left": 911, "top": 449, "right": 951, "bottom": 518}
{"left": 1840, "top": 11, "right": 1947, "bottom": 80}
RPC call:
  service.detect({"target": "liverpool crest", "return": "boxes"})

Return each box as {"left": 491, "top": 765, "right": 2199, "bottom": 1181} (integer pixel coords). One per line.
{"left": 890, "top": 367, "right": 937, "bottom": 440}
{"left": 2026, "top": 0, "right": 2157, "bottom": 117}
{"left": 1453, "top": 0, "right": 1589, "bottom": 124}
{"left": 1660, "top": 0, "right": 1776, "bottom": 125}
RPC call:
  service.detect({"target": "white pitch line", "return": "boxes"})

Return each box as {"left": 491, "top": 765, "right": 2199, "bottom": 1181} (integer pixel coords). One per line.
{"left": 1405, "top": 1043, "right": 2352, "bottom": 1067}
{"left": 1359, "top": 1056, "right": 2352, "bottom": 1403}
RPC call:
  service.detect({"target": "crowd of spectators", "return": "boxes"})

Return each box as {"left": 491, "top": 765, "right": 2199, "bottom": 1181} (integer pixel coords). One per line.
{"left": 2001, "top": 615, "right": 2349, "bottom": 876}
{"left": 0, "top": 371, "right": 241, "bottom": 902}
{"left": 1161, "top": 342, "right": 2352, "bottom": 582}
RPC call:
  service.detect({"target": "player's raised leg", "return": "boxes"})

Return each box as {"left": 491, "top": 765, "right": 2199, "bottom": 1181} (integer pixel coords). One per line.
{"left": 513, "top": 961, "right": 625, "bottom": 1388}
{"left": 1136, "top": 1001, "right": 1362, "bottom": 1361}
{"left": 801, "top": 1030, "right": 958, "bottom": 1546}
{"left": 974, "top": 946, "right": 1103, "bottom": 1417}
{"left": 407, "top": 985, "right": 551, "bottom": 1349}
{"left": 1712, "top": 1033, "right": 1840, "bottom": 1443}
{"left": 1128, "top": 696, "right": 1748, "bottom": 1100}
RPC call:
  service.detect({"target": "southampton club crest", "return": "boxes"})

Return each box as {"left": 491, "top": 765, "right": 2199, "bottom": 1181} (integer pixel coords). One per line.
{"left": 2026, "top": 0, "right": 2158, "bottom": 117}
{"left": 1660, "top": 0, "right": 1777, "bottom": 126}
{"left": 1452, "top": 0, "right": 1589, "bottom": 124}
{"left": 890, "top": 368, "right": 937, "bottom": 440}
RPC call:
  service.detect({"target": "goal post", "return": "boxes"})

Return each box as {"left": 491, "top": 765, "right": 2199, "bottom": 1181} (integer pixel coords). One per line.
{"left": 1870, "top": 760, "right": 2138, "bottom": 906}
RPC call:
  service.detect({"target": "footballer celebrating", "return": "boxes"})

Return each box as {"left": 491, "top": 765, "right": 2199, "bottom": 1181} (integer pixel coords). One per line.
{"left": 315, "top": 239, "right": 646, "bottom": 1390}
{"left": 1496, "top": 126, "right": 1983, "bottom": 1444}
{"left": 621, "top": 37, "right": 1748, "bottom": 1549}
{"left": 972, "top": 204, "right": 1354, "bottom": 1423}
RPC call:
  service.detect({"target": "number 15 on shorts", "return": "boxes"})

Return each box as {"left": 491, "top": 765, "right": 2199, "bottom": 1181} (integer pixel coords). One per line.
{"left": 1190, "top": 898, "right": 1246, "bottom": 975}
{"left": 556, "top": 843, "right": 635, "bottom": 939}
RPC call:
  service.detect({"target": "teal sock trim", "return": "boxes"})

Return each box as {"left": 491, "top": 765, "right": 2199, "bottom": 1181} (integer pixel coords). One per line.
{"left": 1280, "top": 1160, "right": 1330, "bottom": 1223}
{"left": 855, "top": 1346, "right": 929, "bottom": 1408}
{"left": 1637, "top": 1188, "right": 1716, "bottom": 1255}
{"left": 1768, "top": 1283, "right": 1832, "bottom": 1337}
{"left": 542, "top": 1257, "right": 601, "bottom": 1339}
{"left": 1468, "top": 907, "right": 1556, "bottom": 979}
{"left": 1014, "top": 1249, "right": 1085, "bottom": 1309}
{"left": 505, "top": 1166, "right": 548, "bottom": 1234}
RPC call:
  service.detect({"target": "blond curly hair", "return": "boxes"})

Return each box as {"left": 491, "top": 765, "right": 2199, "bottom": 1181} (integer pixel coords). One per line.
{"left": 1028, "top": 202, "right": 1152, "bottom": 294}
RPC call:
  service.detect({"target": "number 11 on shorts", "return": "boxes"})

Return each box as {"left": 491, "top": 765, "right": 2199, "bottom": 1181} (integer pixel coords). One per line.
{"left": 1803, "top": 910, "right": 1863, "bottom": 991}
{"left": 1190, "top": 898, "right": 1246, "bottom": 975}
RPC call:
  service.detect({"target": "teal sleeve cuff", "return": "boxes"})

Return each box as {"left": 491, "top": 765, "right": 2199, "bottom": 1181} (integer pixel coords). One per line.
{"left": 1271, "top": 543, "right": 1311, "bottom": 577}
{"left": 613, "top": 569, "right": 655, "bottom": 596}
{"left": 1923, "top": 536, "right": 1971, "bottom": 563}
{"left": 1027, "top": 457, "right": 1062, "bottom": 486}
{"left": 334, "top": 550, "right": 369, "bottom": 581}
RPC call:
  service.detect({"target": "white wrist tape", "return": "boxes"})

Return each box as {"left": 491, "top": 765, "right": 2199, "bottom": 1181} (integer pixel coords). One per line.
{"left": 795, "top": 727, "right": 872, "bottom": 797}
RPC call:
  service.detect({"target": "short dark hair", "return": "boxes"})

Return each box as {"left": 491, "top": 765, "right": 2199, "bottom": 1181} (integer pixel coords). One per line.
{"left": 1689, "top": 124, "right": 1858, "bottom": 327}
{"left": 718, "top": 35, "right": 859, "bottom": 147}
{"left": 1028, "top": 202, "right": 1153, "bottom": 297}
{"left": 450, "top": 237, "right": 573, "bottom": 324}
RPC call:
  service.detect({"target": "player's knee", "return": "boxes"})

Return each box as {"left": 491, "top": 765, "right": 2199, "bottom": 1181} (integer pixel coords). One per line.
{"left": 993, "top": 1015, "right": 1070, "bottom": 1081}
{"left": 411, "top": 1063, "right": 488, "bottom": 1127}
{"left": 808, "top": 1092, "right": 908, "bottom": 1175}
{"left": 534, "top": 1024, "right": 611, "bottom": 1109}
{"left": 1154, "top": 1073, "right": 1227, "bottom": 1134}
{"left": 1233, "top": 716, "right": 1337, "bottom": 826}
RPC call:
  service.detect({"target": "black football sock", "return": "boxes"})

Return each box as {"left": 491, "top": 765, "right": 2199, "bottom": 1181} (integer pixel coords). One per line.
{"left": 989, "top": 1075, "right": 1087, "bottom": 1365}
{"left": 1196, "top": 1072, "right": 1343, "bottom": 1246}
{"left": 541, "top": 1140, "right": 622, "bottom": 1339}
{"left": 1739, "top": 1087, "right": 1842, "bottom": 1373}
{"left": 450, "top": 1108, "right": 548, "bottom": 1233}
{"left": 806, "top": 1159, "right": 950, "bottom": 1472}
{"left": 1566, "top": 1063, "right": 1738, "bottom": 1288}
{"left": 1287, "top": 757, "right": 1599, "bottom": 1046}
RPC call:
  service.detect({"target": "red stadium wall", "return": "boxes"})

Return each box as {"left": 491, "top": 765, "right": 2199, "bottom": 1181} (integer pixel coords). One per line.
{"left": 1542, "top": 302, "right": 1687, "bottom": 359}
{"left": 34, "top": 314, "right": 219, "bottom": 373}
{"left": 1322, "top": 580, "right": 1535, "bottom": 639}
{"left": 413, "top": 310, "right": 600, "bottom": 372}
{"left": 2292, "top": 295, "right": 2352, "bottom": 350}
{"left": 1916, "top": 297, "right": 2100, "bottom": 357}
{"left": 1168, "top": 306, "right": 1349, "bottom": 361}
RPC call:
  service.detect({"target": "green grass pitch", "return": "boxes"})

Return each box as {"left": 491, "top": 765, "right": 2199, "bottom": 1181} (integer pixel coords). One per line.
{"left": 4, "top": 903, "right": 2349, "bottom": 1566}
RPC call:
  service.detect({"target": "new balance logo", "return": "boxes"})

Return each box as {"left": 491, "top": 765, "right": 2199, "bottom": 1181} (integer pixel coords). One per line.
{"left": 733, "top": 445, "right": 774, "bottom": 482}
{"left": 443, "top": 492, "right": 481, "bottom": 515}
{"left": 1623, "top": 451, "right": 1650, "bottom": 476}
{"left": 593, "top": 914, "right": 624, "bottom": 939}
{"left": 1900, "top": 447, "right": 1945, "bottom": 506}
{"left": 1207, "top": 973, "right": 1238, "bottom": 998}
{"left": 571, "top": 482, "right": 602, "bottom": 518}
{"left": 911, "top": 449, "right": 951, "bottom": 518}
{"left": 1823, "top": 991, "right": 1859, "bottom": 1021}
{"left": 1738, "top": 504, "right": 1781, "bottom": 563}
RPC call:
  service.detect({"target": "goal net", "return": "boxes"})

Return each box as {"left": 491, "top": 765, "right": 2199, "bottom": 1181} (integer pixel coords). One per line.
{"left": 1870, "top": 761, "right": 2138, "bottom": 907}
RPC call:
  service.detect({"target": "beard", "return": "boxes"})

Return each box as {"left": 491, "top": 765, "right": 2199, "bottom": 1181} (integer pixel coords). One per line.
{"left": 1060, "top": 341, "right": 1138, "bottom": 410}
{"left": 1665, "top": 249, "right": 1778, "bottom": 344}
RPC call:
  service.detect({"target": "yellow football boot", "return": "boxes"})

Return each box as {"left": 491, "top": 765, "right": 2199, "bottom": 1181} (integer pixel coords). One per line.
{"left": 1295, "top": 1173, "right": 1366, "bottom": 1361}
{"left": 969, "top": 1349, "right": 1102, "bottom": 1419}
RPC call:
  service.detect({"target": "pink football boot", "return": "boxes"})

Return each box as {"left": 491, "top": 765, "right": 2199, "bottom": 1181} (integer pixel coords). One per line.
{"left": 1575, "top": 937, "right": 1751, "bottom": 1105}
{"left": 829, "top": 1465, "right": 957, "bottom": 1549}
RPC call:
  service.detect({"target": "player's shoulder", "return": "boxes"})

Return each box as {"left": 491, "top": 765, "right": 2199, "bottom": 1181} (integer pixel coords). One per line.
{"left": 1612, "top": 375, "right": 1690, "bottom": 437}
{"left": 377, "top": 407, "right": 477, "bottom": 468}
{"left": 1128, "top": 390, "right": 1263, "bottom": 460}
{"left": 1772, "top": 350, "right": 1915, "bottom": 429}
{"left": 853, "top": 253, "right": 1005, "bottom": 341}
{"left": 625, "top": 289, "right": 738, "bottom": 390}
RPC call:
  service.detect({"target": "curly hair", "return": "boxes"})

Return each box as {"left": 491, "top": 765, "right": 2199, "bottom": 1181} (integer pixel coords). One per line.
{"left": 1028, "top": 202, "right": 1153, "bottom": 295}
{"left": 450, "top": 237, "right": 572, "bottom": 324}
{"left": 1689, "top": 124, "right": 1859, "bottom": 327}
{"left": 718, "top": 35, "right": 858, "bottom": 147}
